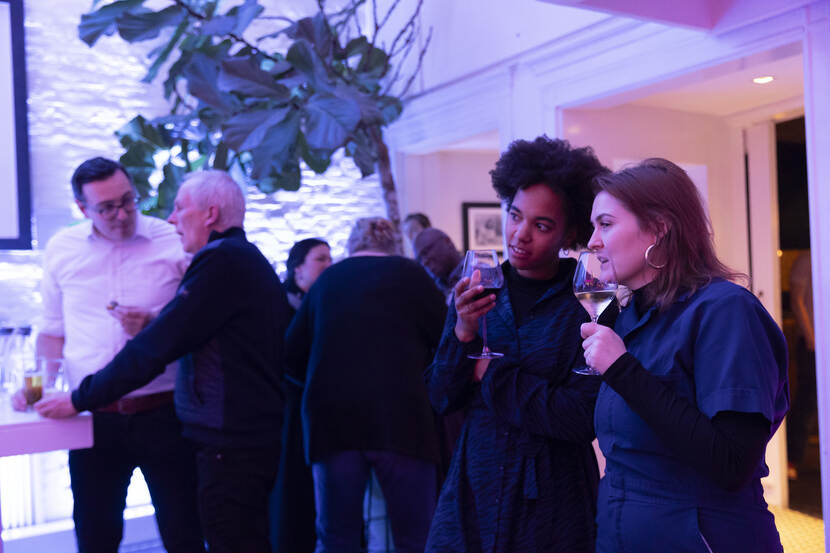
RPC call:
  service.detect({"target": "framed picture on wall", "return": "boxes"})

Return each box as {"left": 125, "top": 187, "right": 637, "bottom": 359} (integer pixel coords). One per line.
{"left": 462, "top": 202, "right": 504, "bottom": 253}
{"left": 0, "top": 0, "right": 32, "bottom": 249}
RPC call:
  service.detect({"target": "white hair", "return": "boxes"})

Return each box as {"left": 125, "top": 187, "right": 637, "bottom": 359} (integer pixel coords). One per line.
{"left": 180, "top": 170, "right": 245, "bottom": 229}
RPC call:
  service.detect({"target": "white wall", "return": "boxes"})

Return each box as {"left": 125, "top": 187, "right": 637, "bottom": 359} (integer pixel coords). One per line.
{"left": 377, "top": 0, "right": 607, "bottom": 96}
{"left": 561, "top": 104, "right": 749, "bottom": 275}
{"left": 398, "top": 150, "right": 500, "bottom": 250}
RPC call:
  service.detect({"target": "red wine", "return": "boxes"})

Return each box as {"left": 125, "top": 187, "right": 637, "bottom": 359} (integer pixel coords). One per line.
{"left": 474, "top": 287, "right": 500, "bottom": 301}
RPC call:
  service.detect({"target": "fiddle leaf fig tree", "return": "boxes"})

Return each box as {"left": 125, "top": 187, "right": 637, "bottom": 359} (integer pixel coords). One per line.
{"left": 79, "top": 0, "right": 430, "bottom": 234}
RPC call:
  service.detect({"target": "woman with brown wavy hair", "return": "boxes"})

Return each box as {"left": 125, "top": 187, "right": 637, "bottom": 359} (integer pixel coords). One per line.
{"left": 581, "top": 158, "right": 788, "bottom": 553}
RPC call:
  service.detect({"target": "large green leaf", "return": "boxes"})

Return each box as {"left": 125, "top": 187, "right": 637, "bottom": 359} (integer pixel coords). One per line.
{"left": 286, "top": 39, "right": 332, "bottom": 92}
{"left": 289, "top": 14, "right": 333, "bottom": 57}
{"left": 218, "top": 57, "right": 291, "bottom": 99}
{"left": 229, "top": 0, "right": 264, "bottom": 35}
{"left": 119, "top": 142, "right": 157, "bottom": 197}
{"left": 222, "top": 107, "right": 291, "bottom": 152}
{"left": 359, "top": 46, "right": 389, "bottom": 78}
{"left": 78, "top": 0, "right": 145, "bottom": 46}
{"left": 299, "top": 134, "right": 332, "bottom": 174}
{"left": 200, "top": 0, "right": 263, "bottom": 36}
{"left": 346, "top": 131, "right": 378, "bottom": 178}
{"left": 342, "top": 36, "right": 368, "bottom": 59}
{"left": 116, "top": 5, "right": 184, "bottom": 42}
{"left": 257, "top": 161, "right": 301, "bottom": 193}
{"left": 377, "top": 95, "right": 403, "bottom": 125}
{"left": 157, "top": 162, "right": 185, "bottom": 214}
{"left": 115, "top": 115, "right": 169, "bottom": 149}
{"left": 331, "top": 83, "right": 383, "bottom": 126}
{"left": 142, "top": 18, "right": 187, "bottom": 83}
{"left": 183, "top": 53, "right": 238, "bottom": 112}
{"left": 304, "top": 93, "right": 361, "bottom": 150}
{"left": 250, "top": 110, "right": 301, "bottom": 179}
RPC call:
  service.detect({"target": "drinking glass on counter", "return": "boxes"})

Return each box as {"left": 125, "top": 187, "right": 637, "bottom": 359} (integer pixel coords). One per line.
{"left": 12, "top": 358, "right": 65, "bottom": 410}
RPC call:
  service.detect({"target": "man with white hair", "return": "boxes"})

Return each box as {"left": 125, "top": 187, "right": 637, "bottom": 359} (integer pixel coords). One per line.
{"left": 38, "top": 170, "right": 291, "bottom": 553}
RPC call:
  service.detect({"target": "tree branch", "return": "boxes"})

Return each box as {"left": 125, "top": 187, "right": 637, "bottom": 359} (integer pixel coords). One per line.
{"left": 172, "top": 0, "right": 281, "bottom": 63}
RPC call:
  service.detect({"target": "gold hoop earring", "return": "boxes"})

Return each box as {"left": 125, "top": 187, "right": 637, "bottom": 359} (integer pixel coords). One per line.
{"left": 645, "top": 244, "right": 666, "bottom": 270}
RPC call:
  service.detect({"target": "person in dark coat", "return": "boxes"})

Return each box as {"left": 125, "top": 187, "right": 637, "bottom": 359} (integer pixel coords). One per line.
{"left": 270, "top": 238, "right": 332, "bottom": 553}
{"left": 286, "top": 217, "right": 447, "bottom": 553}
{"left": 582, "top": 159, "right": 788, "bottom": 552}
{"left": 425, "top": 136, "right": 610, "bottom": 553}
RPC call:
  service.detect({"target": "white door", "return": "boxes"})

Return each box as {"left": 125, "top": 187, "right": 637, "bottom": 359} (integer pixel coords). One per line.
{"left": 745, "top": 120, "right": 789, "bottom": 508}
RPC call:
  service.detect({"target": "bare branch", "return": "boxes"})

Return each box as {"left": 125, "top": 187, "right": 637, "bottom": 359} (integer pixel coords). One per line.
{"left": 377, "top": 0, "right": 403, "bottom": 33}
{"left": 371, "top": 0, "right": 379, "bottom": 41}
{"left": 397, "top": 25, "right": 431, "bottom": 98}
{"left": 387, "top": 0, "right": 423, "bottom": 58}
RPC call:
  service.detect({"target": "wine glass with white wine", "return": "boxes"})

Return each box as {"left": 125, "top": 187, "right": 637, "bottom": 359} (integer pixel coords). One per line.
{"left": 572, "top": 250, "right": 617, "bottom": 375}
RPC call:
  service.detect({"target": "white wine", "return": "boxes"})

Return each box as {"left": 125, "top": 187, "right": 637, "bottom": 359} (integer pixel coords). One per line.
{"left": 576, "top": 290, "right": 615, "bottom": 321}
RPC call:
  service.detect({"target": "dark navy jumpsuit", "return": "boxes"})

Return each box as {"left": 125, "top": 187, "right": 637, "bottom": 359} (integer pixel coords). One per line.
{"left": 595, "top": 279, "right": 789, "bottom": 553}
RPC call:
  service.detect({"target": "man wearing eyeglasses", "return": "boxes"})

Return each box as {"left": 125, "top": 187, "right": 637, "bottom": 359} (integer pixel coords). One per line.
{"left": 21, "top": 157, "right": 205, "bottom": 553}
{"left": 38, "top": 169, "right": 290, "bottom": 553}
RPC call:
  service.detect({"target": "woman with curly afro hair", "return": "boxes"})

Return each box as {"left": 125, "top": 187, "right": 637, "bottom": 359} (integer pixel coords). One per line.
{"left": 425, "top": 136, "right": 610, "bottom": 553}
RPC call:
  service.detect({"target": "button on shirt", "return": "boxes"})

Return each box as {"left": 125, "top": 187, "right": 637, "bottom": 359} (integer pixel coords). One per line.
{"left": 39, "top": 215, "right": 189, "bottom": 396}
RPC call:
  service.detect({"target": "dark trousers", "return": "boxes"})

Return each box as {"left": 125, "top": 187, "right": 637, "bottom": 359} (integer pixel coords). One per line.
{"left": 195, "top": 442, "right": 281, "bottom": 553}
{"left": 269, "top": 385, "right": 316, "bottom": 553}
{"left": 312, "top": 450, "right": 437, "bottom": 553}
{"left": 68, "top": 405, "right": 204, "bottom": 553}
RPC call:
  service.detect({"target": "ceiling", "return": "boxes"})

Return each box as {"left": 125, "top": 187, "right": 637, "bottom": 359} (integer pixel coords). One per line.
{"left": 629, "top": 54, "right": 803, "bottom": 118}
{"left": 570, "top": 41, "right": 804, "bottom": 118}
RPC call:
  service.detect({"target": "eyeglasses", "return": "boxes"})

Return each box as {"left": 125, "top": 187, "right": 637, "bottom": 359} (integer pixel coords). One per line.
{"left": 86, "top": 193, "right": 139, "bottom": 218}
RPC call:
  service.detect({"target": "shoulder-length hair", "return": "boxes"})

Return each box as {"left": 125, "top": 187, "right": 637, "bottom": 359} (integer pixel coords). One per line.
{"left": 593, "top": 158, "right": 744, "bottom": 308}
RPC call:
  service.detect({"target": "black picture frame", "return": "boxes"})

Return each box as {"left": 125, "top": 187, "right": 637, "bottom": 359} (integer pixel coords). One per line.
{"left": 461, "top": 202, "right": 503, "bottom": 254}
{"left": 0, "top": 0, "right": 32, "bottom": 249}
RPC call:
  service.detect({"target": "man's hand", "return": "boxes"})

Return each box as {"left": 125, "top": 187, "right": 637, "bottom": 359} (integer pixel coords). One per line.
{"left": 453, "top": 270, "right": 497, "bottom": 342}
{"left": 34, "top": 392, "right": 79, "bottom": 418}
{"left": 10, "top": 389, "right": 27, "bottom": 411}
{"left": 108, "top": 306, "right": 153, "bottom": 337}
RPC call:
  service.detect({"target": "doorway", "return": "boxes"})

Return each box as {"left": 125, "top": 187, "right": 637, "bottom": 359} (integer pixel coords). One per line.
{"left": 776, "top": 116, "right": 822, "bottom": 518}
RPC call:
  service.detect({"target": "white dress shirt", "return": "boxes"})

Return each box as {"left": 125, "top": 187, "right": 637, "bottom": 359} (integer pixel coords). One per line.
{"left": 39, "top": 215, "right": 190, "bottom": 396}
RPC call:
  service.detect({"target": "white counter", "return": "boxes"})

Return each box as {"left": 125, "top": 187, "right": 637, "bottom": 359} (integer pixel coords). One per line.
{"left": 0, "top": 393, "right": 92, "bottom": 553}
{"left": 0, "top": 393, "right": 92, "bottom": 457}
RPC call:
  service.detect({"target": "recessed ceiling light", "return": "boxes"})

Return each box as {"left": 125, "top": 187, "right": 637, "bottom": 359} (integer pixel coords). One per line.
{"left": 753, "top": 76, "right": 774, "bottom": 84}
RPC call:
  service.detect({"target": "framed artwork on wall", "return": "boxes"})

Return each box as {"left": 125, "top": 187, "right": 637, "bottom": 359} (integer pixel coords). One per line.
{"left": 462, "top": 202, "right": 504, "bottom": 253}
{"left": 0, "top": 0, "right": 31, "bottom": 249}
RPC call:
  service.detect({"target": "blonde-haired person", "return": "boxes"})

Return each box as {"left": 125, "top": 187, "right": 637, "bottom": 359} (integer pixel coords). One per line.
{"left": 582, "top": 158, "right": 788, "bottom": 552}
{"left": 286, "top": 217, "right": 447, "bottom": 553}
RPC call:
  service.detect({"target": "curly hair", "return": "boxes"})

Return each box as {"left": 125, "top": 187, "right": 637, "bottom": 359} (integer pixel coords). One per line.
{"left": 490, "top": 136, "right": 608, "bottom": 249}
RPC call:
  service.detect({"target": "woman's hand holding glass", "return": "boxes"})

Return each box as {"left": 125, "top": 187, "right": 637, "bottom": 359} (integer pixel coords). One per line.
{"left": 453, "top": 270, "right": 497, "bottom": 343}
{"left": 580, "top": 323, "right": 627, "bottom": 374}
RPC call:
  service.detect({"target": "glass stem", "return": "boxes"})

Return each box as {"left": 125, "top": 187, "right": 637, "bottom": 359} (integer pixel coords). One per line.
{"left": 480, "top": 316, "right": 491, "bottom": 354}
{"left": 586, "top": 315, "right": 599, "bottom": 368}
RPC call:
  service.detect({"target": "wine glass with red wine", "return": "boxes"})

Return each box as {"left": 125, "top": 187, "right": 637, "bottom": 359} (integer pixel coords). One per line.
{"left": 573, "top": 250, "right": 618, "bottom": 375}
{"left": 462, "top": 250, "right": 504, "bottom": 359}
